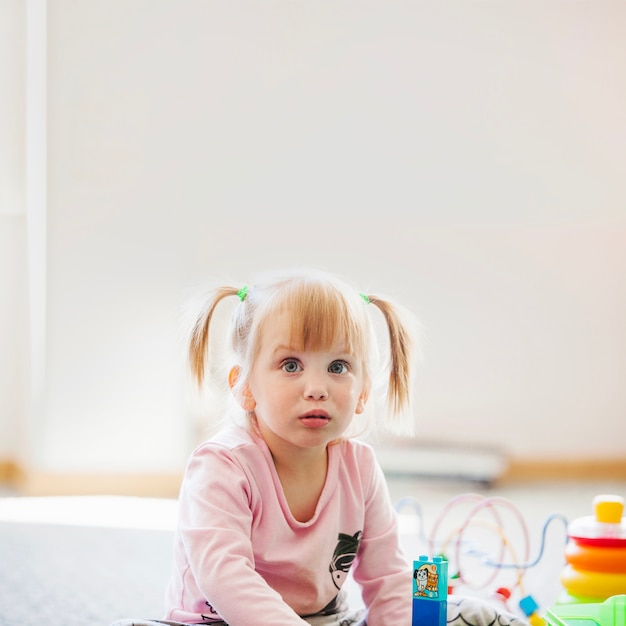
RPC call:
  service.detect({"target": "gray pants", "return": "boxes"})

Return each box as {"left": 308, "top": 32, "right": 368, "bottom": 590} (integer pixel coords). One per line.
{"left": 110, "top": 618, "right": 364, "bottom": 626}
{"left": 111, "top": 616, "right": 364, "bottom": 626}
{"left": 110, "top": 618, "right": 365, "bottom": 626}
{"left": 111, "top": 594, "right": 529, "bottom": 626}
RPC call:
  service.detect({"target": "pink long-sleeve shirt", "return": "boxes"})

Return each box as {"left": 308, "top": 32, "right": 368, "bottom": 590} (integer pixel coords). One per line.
{"left": 165, "top": 424, "right": 412, "bottom": 625}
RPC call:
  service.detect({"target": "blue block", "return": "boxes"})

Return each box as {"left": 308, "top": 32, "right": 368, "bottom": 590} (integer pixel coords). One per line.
{"left": 519, "top": 595, "right": 539, "bottom": 617}
{"left": 412, "top": 597, "right": 447, "bottom": 626}
{"left": 412, "top": 555, "right": 448, "bottom": 626}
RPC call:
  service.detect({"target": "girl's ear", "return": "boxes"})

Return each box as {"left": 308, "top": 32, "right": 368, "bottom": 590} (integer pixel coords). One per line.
{"left": 355, "top": 387, "right": 369, "bottom": 415}
{"left": 228, "top": 366, "right": 256, "bottom": 411}
{"left": 227, "top": 366, "right": 240, "bottom": 390}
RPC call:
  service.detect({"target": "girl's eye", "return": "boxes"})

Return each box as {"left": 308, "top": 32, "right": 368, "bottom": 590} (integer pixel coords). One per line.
{"left": 282, "top": 359, "right": 301, "bottom": 373}
{"left": 328, "top": 361, "right": 349, "bottom": 375}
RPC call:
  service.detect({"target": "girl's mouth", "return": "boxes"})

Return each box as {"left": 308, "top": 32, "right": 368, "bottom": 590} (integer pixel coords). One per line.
{"left": 300, "top": 414, "right": 330, "bottom": 429}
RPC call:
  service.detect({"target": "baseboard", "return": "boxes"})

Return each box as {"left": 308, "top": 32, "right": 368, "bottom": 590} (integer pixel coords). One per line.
{"left": 1, "top": 457, "right": 625, "bottom": 497}
{"left": 0, "top": 461, "right": 182, "bottom": 497}
{"left": 0, "top": 460, "right": 22, "bottom": 484}
{"left": 18, "top": 471, "right": 183, "bottom": 497}
{"left": 500, "top": 457, "right": 626, "bottom": 483}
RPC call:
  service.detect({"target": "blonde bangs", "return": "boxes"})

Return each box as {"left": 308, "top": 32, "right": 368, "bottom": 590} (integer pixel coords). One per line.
{"left": 260, "top": 278, "right": 368, "bottom": 359}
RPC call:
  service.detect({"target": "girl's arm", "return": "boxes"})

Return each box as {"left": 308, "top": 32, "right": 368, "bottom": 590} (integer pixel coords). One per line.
{"left": 168, "top": 446, "right": 309, "bottom": 626}
{"left": 352, "top": 449, "right": 413, "bottom": 624}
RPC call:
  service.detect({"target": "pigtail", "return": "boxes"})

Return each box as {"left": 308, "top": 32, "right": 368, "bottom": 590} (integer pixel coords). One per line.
{"left": 364, "top": 294, "right": 416, "bottom": 430}
{"left": 189, "top": 286, "right": 240, "bottom": 387}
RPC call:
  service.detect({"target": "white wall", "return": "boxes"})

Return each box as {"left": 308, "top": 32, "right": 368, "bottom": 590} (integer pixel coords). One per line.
{"left": 2, "top": 0, "right": 626, "bottom": 474}
{"left": 0, "top": 0, "right": 24, "bottom": 216}
{"left": 0, "top": 0, "right": 26, "bottom": 459}
{"left": 0, "top": 215, "right": 27, "bottom": 460}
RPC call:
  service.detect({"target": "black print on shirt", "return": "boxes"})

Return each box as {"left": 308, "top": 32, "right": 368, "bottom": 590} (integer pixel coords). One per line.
{"left": 329, "top": 531, "right": 362, "bottom": 589}
{"left": 201, "top": 600, "right": 220, "bottom": 622}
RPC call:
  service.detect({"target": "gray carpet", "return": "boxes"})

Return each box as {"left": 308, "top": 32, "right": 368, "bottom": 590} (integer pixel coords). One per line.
{"left": 0, "top": 522, "right": 173, "bottom": 626}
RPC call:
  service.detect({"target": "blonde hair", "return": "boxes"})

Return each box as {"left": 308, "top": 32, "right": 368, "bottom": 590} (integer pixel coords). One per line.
{"left": 188, "top": 268, "right": 419, "bottom": 436}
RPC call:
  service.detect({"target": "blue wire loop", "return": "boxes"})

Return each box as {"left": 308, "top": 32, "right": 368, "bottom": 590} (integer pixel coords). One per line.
{"left": 480, "top": 512, "right": 569, "bottom": 570}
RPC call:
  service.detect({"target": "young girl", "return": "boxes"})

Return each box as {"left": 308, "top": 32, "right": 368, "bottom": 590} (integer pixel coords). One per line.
{"left": 114, "top": 268, "right": 527, "bottom": 626}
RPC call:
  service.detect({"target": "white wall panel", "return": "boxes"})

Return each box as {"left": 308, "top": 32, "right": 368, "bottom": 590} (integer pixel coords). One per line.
{"left": 23, "top": 0, "right": 626, "bottom": 472}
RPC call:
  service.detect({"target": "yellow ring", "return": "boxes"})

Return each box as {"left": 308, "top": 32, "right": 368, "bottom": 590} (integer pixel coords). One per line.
{"left": 561, "top": 565, "right": 626, "bottom": 598}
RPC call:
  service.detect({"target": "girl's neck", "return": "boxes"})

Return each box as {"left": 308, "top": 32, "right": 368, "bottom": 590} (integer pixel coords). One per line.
{"left": 257, "top": 428, "right": 329, "bottom": 522}
{"left": 271, "top": 443, "right": 328, "bottom": 477}
{"left": 273, "top": 449, "right": 328, "bottom": 523}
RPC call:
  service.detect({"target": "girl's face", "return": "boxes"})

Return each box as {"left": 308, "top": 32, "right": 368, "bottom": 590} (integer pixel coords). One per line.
{"left": 241, "top": 309, "right": 369, "bottom": 457}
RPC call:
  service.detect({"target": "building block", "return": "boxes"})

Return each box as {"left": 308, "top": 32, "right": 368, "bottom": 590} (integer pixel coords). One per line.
{"left": 412, "top": 555, "right": 448, "bottom": 626}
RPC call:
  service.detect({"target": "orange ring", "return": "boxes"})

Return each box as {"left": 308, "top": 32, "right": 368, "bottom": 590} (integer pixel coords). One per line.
{"left": 565, "top": 542, "right": 626, "bottom": 573}
{"left": 560, "top": 565, "right": 626, "bottom": 598}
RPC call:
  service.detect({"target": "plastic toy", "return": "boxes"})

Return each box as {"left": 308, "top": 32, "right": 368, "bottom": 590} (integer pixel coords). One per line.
{"left": 560, "top": 495, "right": 626, "bottom": 603}
{"left": 418, "top": 492, "right": 567, "bottom": 621}
{"left": 545, "top": 594, "right": 626, "bottom": 626}
{"left": 412, "top": 555, "right": 448, "bottom": 626}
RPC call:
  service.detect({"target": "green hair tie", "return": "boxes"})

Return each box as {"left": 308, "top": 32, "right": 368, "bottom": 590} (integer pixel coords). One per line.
{"left": 359, "top": 292, "right": 370, "bottom": 304}
{"left": 237, "top": 285, "right": 249, "bottom": 302}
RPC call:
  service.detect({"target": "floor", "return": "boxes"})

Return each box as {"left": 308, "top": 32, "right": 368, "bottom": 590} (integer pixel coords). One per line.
{"left": 1, "top": 476, "right": 624, "bottom": 622}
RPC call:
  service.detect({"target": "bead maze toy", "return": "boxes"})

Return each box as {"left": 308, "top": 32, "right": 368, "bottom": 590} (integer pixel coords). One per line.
{"left": 425, "top": 493, "right": 564, "bottom": 624}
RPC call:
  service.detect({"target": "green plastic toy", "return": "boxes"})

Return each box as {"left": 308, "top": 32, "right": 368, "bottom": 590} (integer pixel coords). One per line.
{"left": 545, "top": 595, "right": 626, "bottom": 626}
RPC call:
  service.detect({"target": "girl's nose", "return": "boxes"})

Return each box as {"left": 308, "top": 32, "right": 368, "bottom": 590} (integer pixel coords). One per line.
{"left": 305, "top": 379, "right": 328, "bottom": 401}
